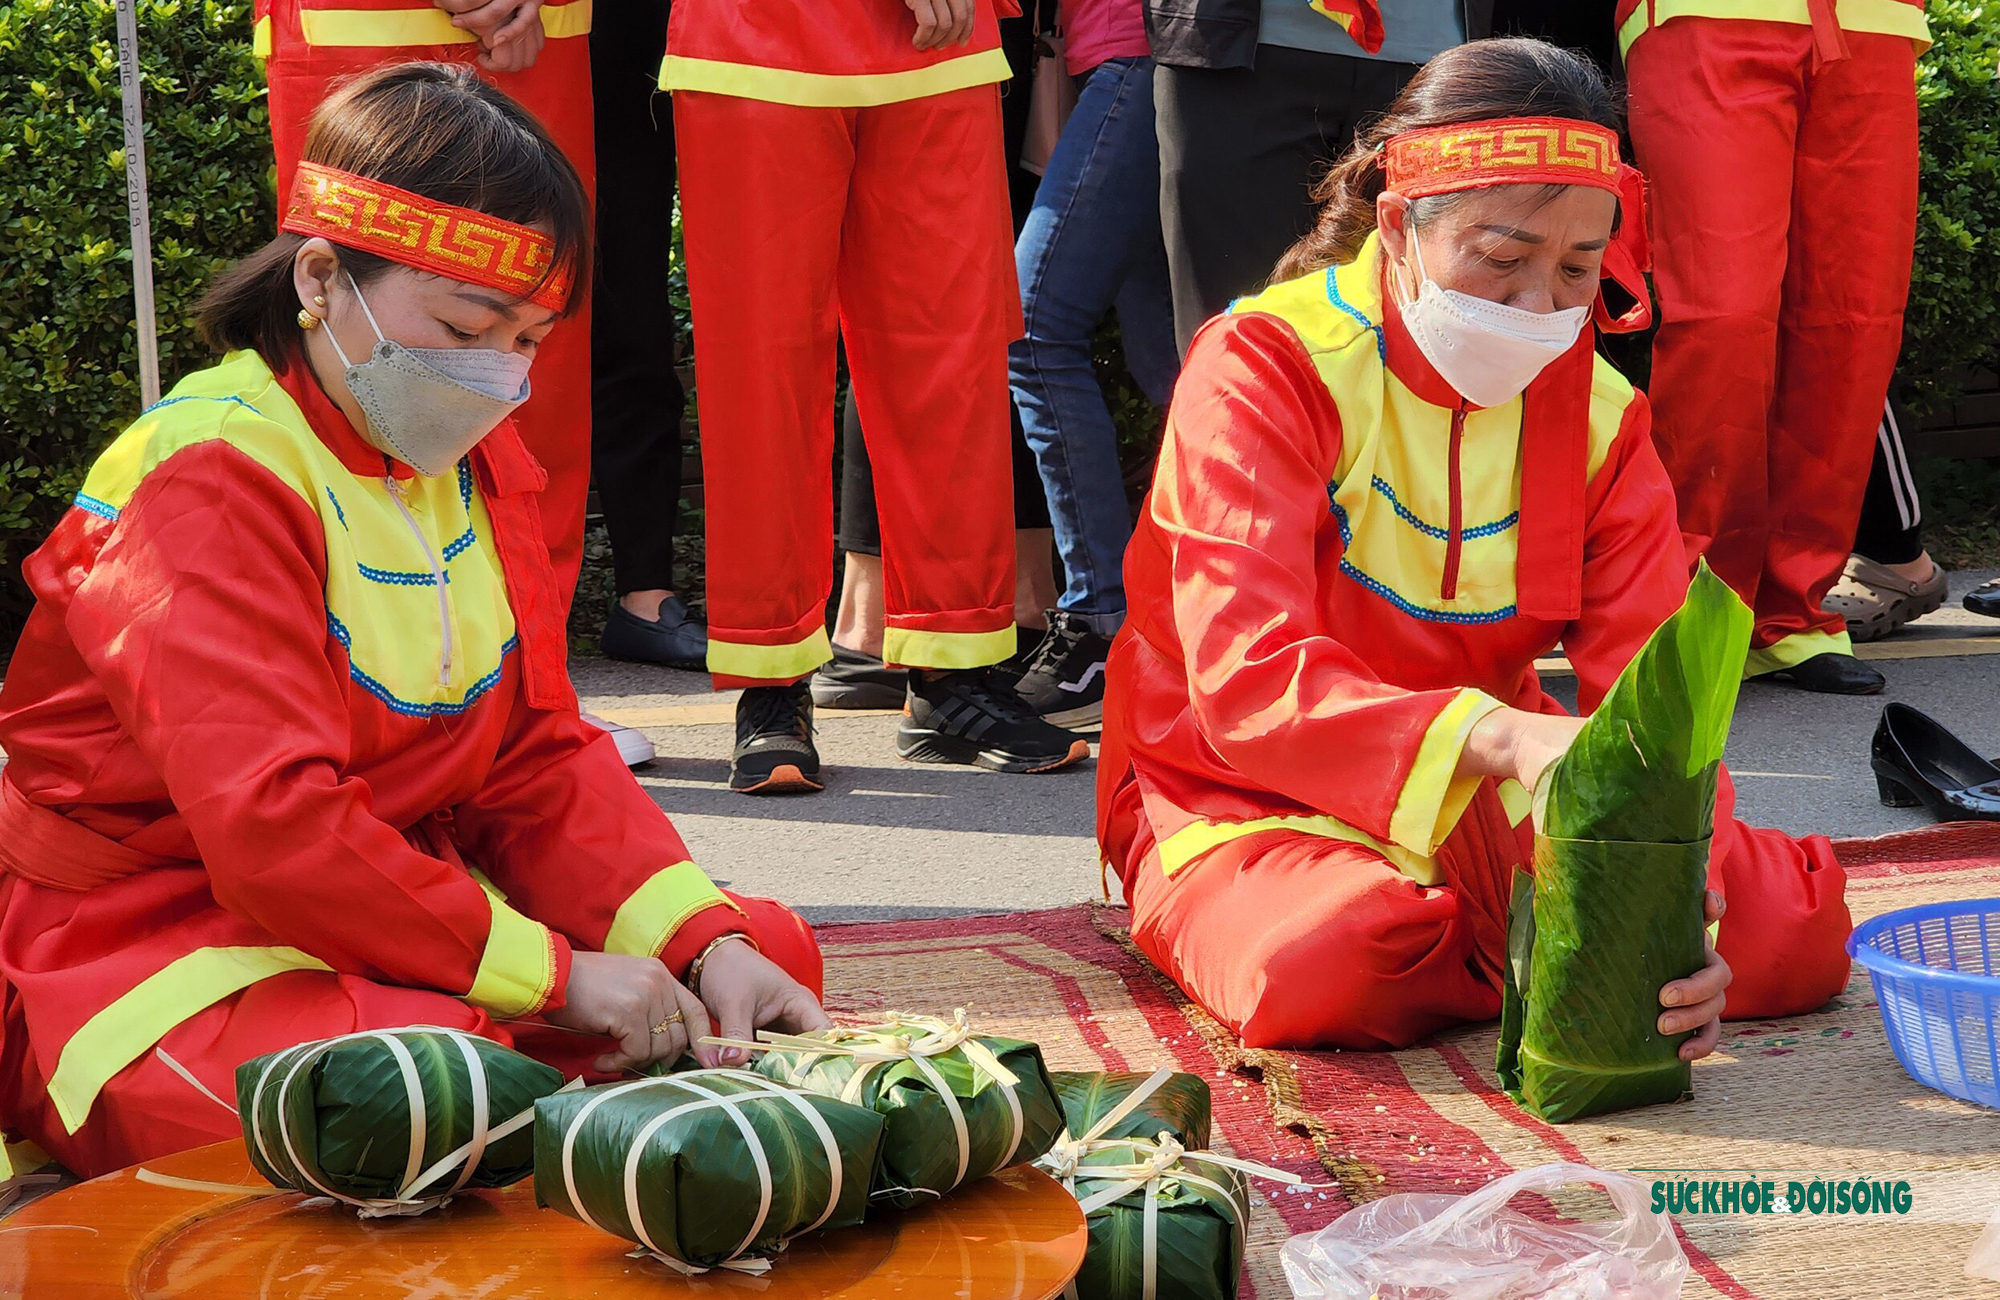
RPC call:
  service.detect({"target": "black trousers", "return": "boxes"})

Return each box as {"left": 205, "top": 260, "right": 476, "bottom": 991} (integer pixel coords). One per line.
{"left": 589, "top": 0, "right": 684, "bottom": 595}
{"left": 1853, "top": 392, "right": 1926, "bottom": 565}
{"left": 836, "top": 8, "right": 1051, "bottom": 557}
{"left": 1155, "top": 46, "right": 1418, "bottom": 356}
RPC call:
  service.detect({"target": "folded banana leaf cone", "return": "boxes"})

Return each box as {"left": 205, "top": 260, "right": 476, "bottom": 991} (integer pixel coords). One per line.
{"left": 534, "top": 1067, "right": 884, "bottom": 1275}
{"left": 236, "top": 1025, "right": 568, "bottom": 1215}
{"left": 735, "top": 1010, "right": 1066, "bottom": 1209}
{"left": 1036, "top": 1070, "right": 1299, "bottom": 1300}
{"left": 1497, "top": 564, "right": 1753, "bottom": 1123}
{"left": 1052, "top": 1070, "right": 1211, "bottom": 1149}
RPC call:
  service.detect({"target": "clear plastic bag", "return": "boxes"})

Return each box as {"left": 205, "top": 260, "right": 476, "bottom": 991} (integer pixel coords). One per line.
{"left": 1969, "top": 1202, "right": 2000, "bottom": 1282}
{"left": 1280, "top": 1162, "right": 1689, "bottom": 1300}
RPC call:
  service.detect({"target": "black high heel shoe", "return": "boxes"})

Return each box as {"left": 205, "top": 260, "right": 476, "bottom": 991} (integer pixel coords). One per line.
{"left": 1871, "top": 702, "right": 2000, "bottom": 821}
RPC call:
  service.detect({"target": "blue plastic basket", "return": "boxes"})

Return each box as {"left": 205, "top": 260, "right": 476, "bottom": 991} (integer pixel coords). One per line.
{"left": 1847, "top": 900, "right": 2000, "bottom": 1110}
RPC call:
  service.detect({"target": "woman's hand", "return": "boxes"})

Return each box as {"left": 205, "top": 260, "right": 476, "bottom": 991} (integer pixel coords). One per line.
{"left": 1461, "top": 707, "right": 1588, "bottom": 793}
{"left": 903, "top": 0, "right": 975, "bottom": 50}
{"left": 478, "top": 22, "right": 545, "bottom": 73}
{"left": 546, "top": 950, "right": 711, "bottom": 1075}
{"left": 1661, "top": 890, "right": 1731, "bottom": 1061}
{"left": 695, "top": 939, "right": 833, "bottom": 1067}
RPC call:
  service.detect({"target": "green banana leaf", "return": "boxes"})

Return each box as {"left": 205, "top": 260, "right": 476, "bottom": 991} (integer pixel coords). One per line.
{"left": 1496, "top": 565, "right": 1752, "bottom": 1123}
{"left": 1051, "top": 1070, "right": 1212, "bottom": 1148}
{"left": 1063, "top": 1139, "right": 1250, "bottom": 1300}
{"left": 237, "top": 1027, "right": 564, "bottom": 1205}
{"left": 754, "top": 1025, "right": 1066, "bottom": 1209}
{"left": 534, "top": 1068, "right": 884, "bottom": 1270}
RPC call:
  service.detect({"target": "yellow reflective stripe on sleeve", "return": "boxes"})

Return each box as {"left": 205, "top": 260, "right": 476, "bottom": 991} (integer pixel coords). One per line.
{"left": 253, "top": 14, "right": 272, "bottom": 57}
{"left": 467, "top": 899, "right": 558, "bottom": 1018}
{"left": 659, "top": 47, "right": 1011, "bottom": 108}
{"left": 881, "top": 624, "right": 1017, "bottom": 672}
{"left": 1619, "top": 0, "right": 1930, "bottom": 56}
{"left": 1742, "top": 626, "right": 1854, "bottom": 679}
{"left": 299, "top": 0, "right": 591, "bottom": 46}
{"left": 1388, "top": 689, "right": 1505, "bottom": 857}
{"left": 48, "top": 945, "right": 331, "bottom": 1134}
{"left": 707, "top": 627, "right": 833, "bottom": 683}
{"left": 1158, "top": 813, "right": 1441, "bottom": 887}
{"left": 1497, "top": 777, "right": 1532, "bottom": 828}
{"left": 603, "top": 860, "right": 736, "bottom": 960}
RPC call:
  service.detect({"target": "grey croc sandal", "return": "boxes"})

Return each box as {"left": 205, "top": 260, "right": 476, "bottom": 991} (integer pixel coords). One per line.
{"left": 1822, "top": 553, "right": 1948, "bottom": 642}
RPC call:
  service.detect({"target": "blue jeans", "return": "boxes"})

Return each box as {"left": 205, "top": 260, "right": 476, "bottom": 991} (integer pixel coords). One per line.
{"left": 1010, "top": 56, "right": 1179, "bottom": 637}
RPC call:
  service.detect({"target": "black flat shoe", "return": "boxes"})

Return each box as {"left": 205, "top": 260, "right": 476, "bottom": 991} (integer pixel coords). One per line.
{"left": 1871, "top": 702, "right": 2000, "bottom": 822}
{"left": 1764, "top": 651, "right": 1885, "bottom": 695}
{"left": 1966, "top": 577, "right": 2000, "bottom": 619}
{"left": 599, "top": 596, "right": 708, "bottom": 670}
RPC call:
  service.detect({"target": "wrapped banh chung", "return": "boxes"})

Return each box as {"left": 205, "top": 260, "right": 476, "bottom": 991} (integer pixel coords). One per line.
{"left": 535, "top": 1068, "right": 884, "bottom": 1274}
{"left": 1497, "top": 564, "right": 1751, "bottom": 1123}
{"left": 238, "top": 1026, "right": 566, "bottom": 1215}
{"left": 1039, "top": 1068, "right": 1293, "bottom": 1300}
{"left": 748, "top": 1011, "right": 1066, "bottom": 1208}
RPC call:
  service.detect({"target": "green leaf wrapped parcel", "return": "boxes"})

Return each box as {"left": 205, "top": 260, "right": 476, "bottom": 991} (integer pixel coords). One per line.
{"left": 1038, "top": 1069, "right": 1285, "bottom": 1300}
{"left": 749, "top": 1011, "right": 1066, "bottom": 1209}
{"left": 1497, "top": 565, "right": 1753, "bottom": 1123}
{"left": 534, "top": 1068, "right": 884, "bottom": 1274}
{"left": 237, "top": 1026, "right": 566, "bottom": 1214}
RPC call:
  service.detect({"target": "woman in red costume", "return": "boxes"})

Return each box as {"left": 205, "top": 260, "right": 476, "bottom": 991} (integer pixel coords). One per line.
{"left": 1097, "top": 39, "right": 1853, "bottom": 1052}
{"left": 0, "top": 66, "right": 827, "bottom": 1179}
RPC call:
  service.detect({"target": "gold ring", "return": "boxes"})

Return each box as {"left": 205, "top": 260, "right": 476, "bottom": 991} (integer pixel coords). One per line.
{"left": 650, "top": 1010, "right": 685, "bottom": 1036}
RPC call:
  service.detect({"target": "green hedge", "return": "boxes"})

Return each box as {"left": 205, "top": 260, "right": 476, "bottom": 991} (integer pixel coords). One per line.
{"left": 0, "top": 0, "right": 271, "bottom": 645}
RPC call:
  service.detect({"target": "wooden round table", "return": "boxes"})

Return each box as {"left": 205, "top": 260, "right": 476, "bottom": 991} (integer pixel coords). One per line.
{"left": 0, "top": 1140, "right": 1089, "bottom": 1299}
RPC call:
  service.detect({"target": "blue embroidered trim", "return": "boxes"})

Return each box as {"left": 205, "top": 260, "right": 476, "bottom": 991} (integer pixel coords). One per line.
{"left": 1369, "top": 476, "right": 1518, "bottom": 542}
{"left": 73, "top": 493, "right": 121, "bottom": 521}
{"left": 325, "top": 611, "right": 515, "bottom": 717}
{"left": 1327, "top": 501, "right": 1516, "bottom": 625}
{"left": 324, "top": 487, "right": 349, "bottom": 530}
{"left": 457, "top": 459, "right": 473, "bottom": 509}
{"left": 1325, "top": 267, "right": 1386, "bottom": 362}
{"left": 139, "top": 394, "right": 265, "bottom": 419}
{"left": 357, "top": 562, "right": 449, "bottom": 587}
{"left": 441, "top": 526, "right": 476, "bottom": 561}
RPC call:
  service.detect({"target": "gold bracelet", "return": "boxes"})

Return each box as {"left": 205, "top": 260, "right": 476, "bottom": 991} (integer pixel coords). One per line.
{"left": 688, "top": 932, "right": 758, "bottom": 999}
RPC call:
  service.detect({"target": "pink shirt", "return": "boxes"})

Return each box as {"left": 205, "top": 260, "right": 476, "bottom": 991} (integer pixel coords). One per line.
{"left": 1062, "top": 0, "right": 1150, "bottom": 75}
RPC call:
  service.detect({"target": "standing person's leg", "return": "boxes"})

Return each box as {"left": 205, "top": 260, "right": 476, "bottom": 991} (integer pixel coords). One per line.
{"left": 1010, "top": 56, "right": 1177, "bottom": 727}
{"left": 1625, "top": 20, "right": 1799, "bottom": 662}
{"left": 677, "top": 91, "right": 851, "bottom": 790}
{"left": 1825, "top": 392, "right": 1947, "bottom": 642}
{"left": 591, "top": 0, "right": 706, "bottom": 671}
{"left": 1155, "top": 47, "right": 1416, "bottom": 356}
{"left": 839, "top": 86, "right": 1088, "bottom": 773}
{"left": 1755, "top": 31, "right": 1921, "bottom": 680}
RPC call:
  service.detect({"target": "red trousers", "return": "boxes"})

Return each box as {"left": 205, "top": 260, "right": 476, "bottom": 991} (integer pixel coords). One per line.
{"left": 260, "top": 9, "right": 596, "bottom": 611}
{"left": 0, "top": 893, "right": 820, "bottom": 1178}
{"left": 674, "top": 88, "right": 1021, "bottom": 688}
{"left": 1123, "top": 782, "right": 1852, "bottom": 1051}
{"left": 1628, "top": 20, "right": 1918, "bottom": 673}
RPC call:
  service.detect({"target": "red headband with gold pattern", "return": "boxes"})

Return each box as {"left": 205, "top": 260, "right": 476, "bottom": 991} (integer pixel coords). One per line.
{"left": 1383, "top": 116, "right": 1653, "bottom": 333}
{"left": 281, "top": 162, "right": 572, "bottom": 311}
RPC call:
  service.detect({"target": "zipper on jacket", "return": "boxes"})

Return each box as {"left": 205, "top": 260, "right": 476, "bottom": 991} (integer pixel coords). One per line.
{"left": 1441, "top": 403, "right": 1466, "bottom": 601}
{"left": 386, "top": 476, "right": 454, "bottom": 688}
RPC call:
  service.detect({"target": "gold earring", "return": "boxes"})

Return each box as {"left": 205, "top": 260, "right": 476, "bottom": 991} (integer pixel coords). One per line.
{"left": 313, "top": 295, "right": 326, "bottom": 307}
{"left": 298, "top": 308, "right": 321, "bottom": 330}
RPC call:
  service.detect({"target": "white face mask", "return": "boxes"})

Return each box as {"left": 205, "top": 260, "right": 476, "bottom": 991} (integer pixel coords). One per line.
{"left": 323, "top": 274, "right": 532, "bottom": 476}
{"left": 1393, "top": 226, "right": 1589, "bottom": 409}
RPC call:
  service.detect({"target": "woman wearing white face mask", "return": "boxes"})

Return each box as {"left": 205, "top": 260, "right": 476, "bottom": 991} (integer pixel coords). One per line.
{"left": 1095, "top": 39, "right": 1853, "bottom": 1051}
{"left": 0, "top": 64, "right": 828, "bottom": 1178}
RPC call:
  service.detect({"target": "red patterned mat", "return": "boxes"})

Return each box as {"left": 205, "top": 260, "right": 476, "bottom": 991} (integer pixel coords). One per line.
{"left": 814, "top": 826, "right": 2000, "bottom": 1300}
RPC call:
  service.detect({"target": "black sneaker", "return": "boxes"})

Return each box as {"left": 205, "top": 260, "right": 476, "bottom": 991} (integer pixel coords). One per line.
{"left": 1012, "top": 610, "right": 1113, "bottom": 729}
{"left": 992, "top": 622, "right": 1051, "bottom": 681}
{"left": 599, "top": 595, "right": 707, "bottom": 670}
{"left": 810, "top": 642, "right": 907, "bottom": 710}
{"left": 897, "top": 668, "right": 1091, "bottom": 774}
{"left": 730, "top": 682, "right": 824, "bottom": 794}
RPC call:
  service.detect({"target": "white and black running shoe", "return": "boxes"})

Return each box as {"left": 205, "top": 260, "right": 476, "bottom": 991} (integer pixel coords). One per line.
{"left": 1011, "top": 610, "right": 1113, "bottom": 729}
{"left": 896, "top": 667, "right": 1090, "bottom": 773}
{"left": 730, "top": 681, "right": 824, "bottom": 794}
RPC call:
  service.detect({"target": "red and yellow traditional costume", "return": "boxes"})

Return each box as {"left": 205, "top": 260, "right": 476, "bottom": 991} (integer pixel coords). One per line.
{"left": 663, "top": 0, "right": 1025, "bottom": 686}
{"left": 1097, "top": 120, "right": 1851, "bottom": 1050}
{"left": 254, "top": 0, "right": 598, "bottom": 607}
{"left": 1621, "top": 0, "right": 1926, "bottom": 675}
{"left": 0, "top": 175, "right": 819, "bottom": 1178}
